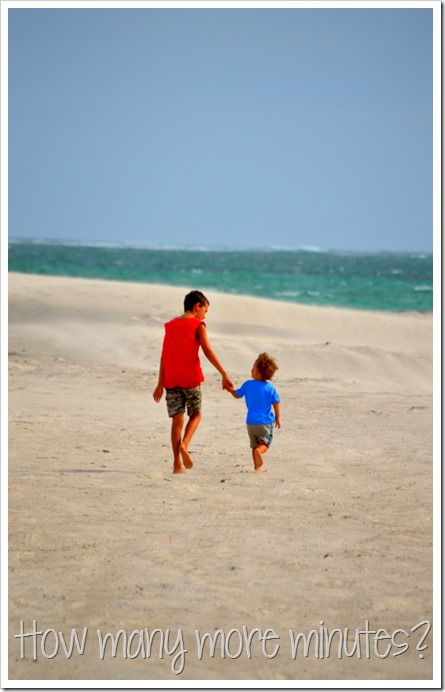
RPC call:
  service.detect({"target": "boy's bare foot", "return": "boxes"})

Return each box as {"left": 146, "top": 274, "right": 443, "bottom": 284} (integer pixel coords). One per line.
{"left": 179, "top": 445, "right": 194, "bottom": 469}
{"left": 253, "top": 449, "right": 264, "bottom": 472}
{"left": 173, "top": 463, "right": 186, "bottom": 474}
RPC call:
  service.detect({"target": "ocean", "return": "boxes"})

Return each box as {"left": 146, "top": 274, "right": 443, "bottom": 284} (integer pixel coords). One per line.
{"left": 8, "top": 239, "right": 433, "bottom": 313}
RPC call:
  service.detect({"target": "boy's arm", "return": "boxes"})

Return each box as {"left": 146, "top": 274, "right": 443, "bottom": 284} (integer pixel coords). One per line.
{"left": 197, "top": 323, "right": 233, "bottom": 390}
{"left": 152, "top": 358, "right": 165, "bottom": 402}
{"left": 273, "top": 402, "right": 281, "bottom": 428}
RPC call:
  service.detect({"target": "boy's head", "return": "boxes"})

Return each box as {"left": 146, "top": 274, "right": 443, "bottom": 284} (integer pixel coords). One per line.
{"left": 184, "top": 290, "right": 209, "bottom": 313}
{"left": 253, "top": 352, "right": 278, "bottom": 381}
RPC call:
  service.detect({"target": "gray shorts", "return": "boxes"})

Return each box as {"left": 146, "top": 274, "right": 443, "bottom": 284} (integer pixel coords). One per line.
{"left": 247, "top": 424, "right": 274, "bottom": 449}
{"left": 166, "top": 386, "right": 202, "bottom": 418}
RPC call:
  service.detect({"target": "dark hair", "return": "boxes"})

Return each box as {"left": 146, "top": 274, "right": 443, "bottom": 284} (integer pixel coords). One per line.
{"left": 184, "top": 290, "right": 209, "bottom": 312}
{"left": 255, "top": 352, "right": 278, "bottom": 381}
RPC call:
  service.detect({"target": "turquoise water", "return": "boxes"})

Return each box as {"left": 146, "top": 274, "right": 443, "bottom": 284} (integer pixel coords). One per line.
{"left": 8, "top": 239, "right": 433, "bottom": 312}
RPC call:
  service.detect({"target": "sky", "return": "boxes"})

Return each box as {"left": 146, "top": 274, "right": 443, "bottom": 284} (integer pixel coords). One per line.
{"left": 6, "top": 2, "right": 436, "bottom": 252}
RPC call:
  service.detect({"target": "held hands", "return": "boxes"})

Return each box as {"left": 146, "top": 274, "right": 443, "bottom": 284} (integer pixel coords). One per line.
{"left": 223, "top": 376, "right": 240, "bottom": 399}
{"left": 221, "top": 374, "right": 234, "bottom": 392}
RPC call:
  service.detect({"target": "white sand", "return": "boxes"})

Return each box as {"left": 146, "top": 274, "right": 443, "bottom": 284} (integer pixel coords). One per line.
{"left": 7, "top": 273, "right": 434, "bottom": 682}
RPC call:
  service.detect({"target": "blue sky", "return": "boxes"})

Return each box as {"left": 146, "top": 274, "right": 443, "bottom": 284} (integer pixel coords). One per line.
{"left": 7, "top": 3, "right": 434, "bottom": 252}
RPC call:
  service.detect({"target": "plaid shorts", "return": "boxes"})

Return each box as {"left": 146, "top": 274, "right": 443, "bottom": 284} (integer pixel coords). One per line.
{"left": 165, "top": 386, "right": 202, "bottom": 418}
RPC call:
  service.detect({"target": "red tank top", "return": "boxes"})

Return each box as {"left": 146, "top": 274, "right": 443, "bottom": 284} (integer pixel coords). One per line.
{"left": 161, "top": 316, "right": 205, "bottom": 388}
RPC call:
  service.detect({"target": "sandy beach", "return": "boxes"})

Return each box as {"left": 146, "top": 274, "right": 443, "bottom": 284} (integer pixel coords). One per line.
{"left": 7, "top": 272, "right": 434, "bottom": 683}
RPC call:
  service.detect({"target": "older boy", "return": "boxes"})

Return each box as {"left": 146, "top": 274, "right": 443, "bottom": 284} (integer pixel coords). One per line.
{"left": 153, "top": 290, "right": 233, "bottom": 474}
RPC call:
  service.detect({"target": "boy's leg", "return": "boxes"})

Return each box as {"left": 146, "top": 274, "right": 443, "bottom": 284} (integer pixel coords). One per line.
{"left": 179, "top": 387, "right": 202, "bottom": 469}
{"left": 179, "top": 413, "right": 202, "bottom": 468}
{"left": 171, "top": 414, "right": 186, "bottom": 473}
{"left": 252, "top": 443, "right": 268, "bottom": 472}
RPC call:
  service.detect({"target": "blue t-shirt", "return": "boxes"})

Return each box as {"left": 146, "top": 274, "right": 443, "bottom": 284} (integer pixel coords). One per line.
{"left": 235, "top": 379, "right": 280, "bottom": 425}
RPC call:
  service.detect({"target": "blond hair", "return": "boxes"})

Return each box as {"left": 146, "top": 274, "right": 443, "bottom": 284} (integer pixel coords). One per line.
{"left": 255, "top": 352, "right": 278, "bottom": 381}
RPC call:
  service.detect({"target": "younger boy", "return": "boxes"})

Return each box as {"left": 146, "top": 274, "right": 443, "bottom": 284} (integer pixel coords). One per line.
{"left": 228, "top": 353, "right": 281, "bottom": 472}
{"left": 153, "top": 290, "right": 233, "bottom": 474}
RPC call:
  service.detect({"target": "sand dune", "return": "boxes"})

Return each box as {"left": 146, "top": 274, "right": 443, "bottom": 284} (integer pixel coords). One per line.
{"left": 7, "top": 273, "right": 434, "bottom": 682}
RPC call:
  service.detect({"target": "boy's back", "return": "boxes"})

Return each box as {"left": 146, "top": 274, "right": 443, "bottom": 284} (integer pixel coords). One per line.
{"left": 236, "top": 379, "right": 280, "bottom": 424}
{"left": 162, "top": 316, "right": 205, "bottom": 389}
